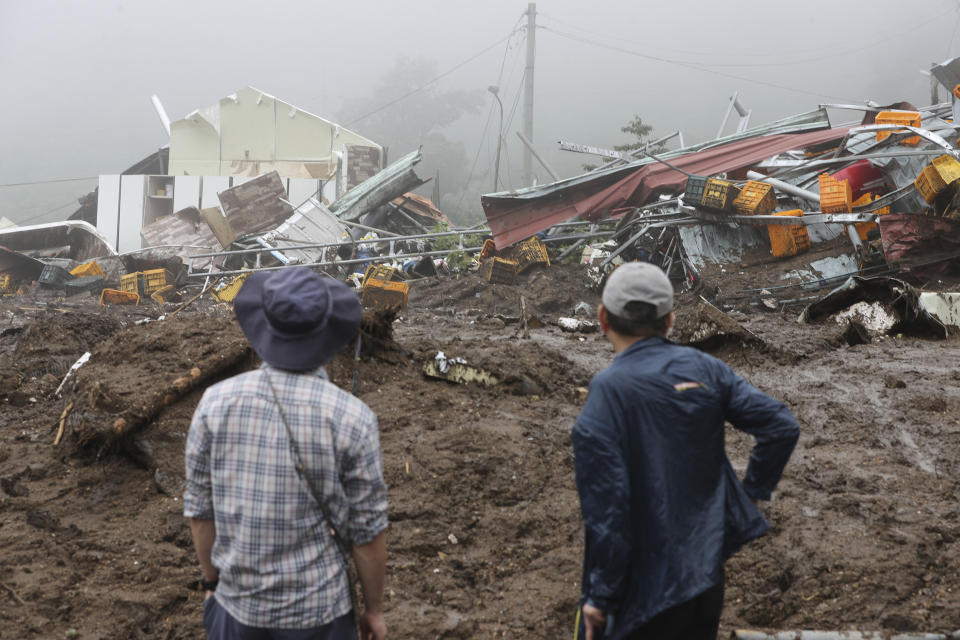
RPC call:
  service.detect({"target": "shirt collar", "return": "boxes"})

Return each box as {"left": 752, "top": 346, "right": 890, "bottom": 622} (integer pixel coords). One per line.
{"left": 614, "top": 334, "right": 669, "bottom": 361}
{"left": 259, "top": 362, "right": 329, "bottom": 380}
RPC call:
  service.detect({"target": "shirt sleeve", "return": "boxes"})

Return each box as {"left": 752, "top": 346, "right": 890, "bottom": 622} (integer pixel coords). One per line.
{"left": 183, "top": 396, "right": 214, "bottom": 519}
{"left": 722, "top": 365, "right": 799, "bottom": 501}
{"left": 572, "top": 378, "right": 631, "bottom": 611}
{"left": 340, "top": 408, "right": 388, "bottom": 546}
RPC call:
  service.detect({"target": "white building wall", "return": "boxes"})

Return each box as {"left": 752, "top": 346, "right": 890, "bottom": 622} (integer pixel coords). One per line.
{"left": 172, "top": 176, "right": 201, "bottom": 212}
{"left": 96, "top": 175, "right": 121, "bottom": 250}
{"left": 117, "top": 175, "right": 146, "bottom": 253}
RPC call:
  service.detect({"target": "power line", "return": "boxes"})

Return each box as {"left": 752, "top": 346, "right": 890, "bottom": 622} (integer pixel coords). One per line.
{"left": 538, "top": 9, "right": 953, "bottom": 62}
{"left": 456, "top": 26, "right": 524, "bottom": 210}
{"left": 947, "top": 2, "right": 960, "bottom": 58}
{"left": 13, "top": 199, "right": 82, "bottom": 226}
{"left": 0, "top": 176, "right": 97, "bottom": 188}
{"left": 540, "top": 26, "right": 855, "bottom": 102}
{"left": 345, "top": 30, "right": 519, "bottom": 127}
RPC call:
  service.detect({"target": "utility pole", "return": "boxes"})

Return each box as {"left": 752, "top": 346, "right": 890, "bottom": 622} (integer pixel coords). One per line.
{"left": 488, "top": 86, "right": 504, "bottom": 192}
{"left": 931, "top": 62, "right": 940, "bottom": 106}
{"left": 523, "top": 2, "right": 536, "bottom": 187}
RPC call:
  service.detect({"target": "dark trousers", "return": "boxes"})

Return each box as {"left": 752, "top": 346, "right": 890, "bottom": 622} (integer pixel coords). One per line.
{"left": 203, "top": 596, "right": 357, "bottom": 640}
{"left": 624, "top": 580, "right": 724, "bottom": 640}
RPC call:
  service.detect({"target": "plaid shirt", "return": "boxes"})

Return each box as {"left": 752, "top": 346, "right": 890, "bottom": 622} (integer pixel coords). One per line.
{"left": 184, "top": 364, "right": 388, "bottom": 629}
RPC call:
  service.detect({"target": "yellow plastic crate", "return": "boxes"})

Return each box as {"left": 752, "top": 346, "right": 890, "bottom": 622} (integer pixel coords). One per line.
{"left": 0, "top": 275, "right": 12, "bottom": 292}
{"left": 767, "top": 210, "right": 811, "bottom": 258}
{"left": 211, "top": 274, "right": 250, "bottom": 303}
{"left": 512, "top": 236, "right": 550, "bottom": 273}
{"left": 361, "top": 278, "right": 409, "bottom": 310}
{"left": 150, "top": 285, "right": 176, "bottom": 304}
{"left": 99, "top": 288, "right": 140, "bottom": 306}
{"left": 142, "top": 268, "right": 173, "bottom": 295}
{"left": 733, "top": 181, "right": 776, "bottom": 215}
{"left": 701, "top": 178, "right": 740, "bottom": 211}
{"left": 875, "top": 111, "right": 922, "bottom": 146}
{"left": 119, "top": 272, "right": 140, "bottom": 295}
{"left": 121, "top": 269, "right": 174, "bottom": 296}
{"left": 852, "top": 194, "right": 879, "bottom": 241}
{"left": 481, "top": 257, "right": 517, "bottom": 284}
{"left": 361, "top": 264, "right": 403, "bottom": 287}
{"left": 70, "top": 260, "right": 105, "bottom": 278}
{"left": 914, "top": 154, "right": 960, "bottom": 204}
{"left": 818, "top": 174, "right": 852, "bottom": 213}
{"left": 479, "top": 238, "right": 498, "bottom": 262}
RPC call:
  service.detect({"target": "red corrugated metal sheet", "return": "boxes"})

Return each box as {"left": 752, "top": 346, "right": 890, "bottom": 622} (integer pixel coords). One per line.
{"left": 879, "top": 213, "right": 960, "bottom": 274}
{"left": 481, "top": 127, "right": 852, "bottom": 247}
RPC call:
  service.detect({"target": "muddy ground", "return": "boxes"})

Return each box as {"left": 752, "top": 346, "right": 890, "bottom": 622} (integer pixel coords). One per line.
{"left": 0, "top": 263, "right": 959, "bottom": 639}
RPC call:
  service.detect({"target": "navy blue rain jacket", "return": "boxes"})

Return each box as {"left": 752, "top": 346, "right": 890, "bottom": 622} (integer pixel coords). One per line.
{"left": 572, "top": 336, "right": 798, "bottom": 639}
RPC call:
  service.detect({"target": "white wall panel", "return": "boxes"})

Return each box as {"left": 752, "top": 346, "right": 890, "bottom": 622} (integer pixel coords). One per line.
{"left": 173, "top": 175, "right": 201, "bottom": 212}
{"left": 118, "top": 175, "right": 146, "bottom": 253}
{"left": 200, "top": 176, "right": 230, "bottom": 210}
{"left": 321, "top": 179, "right": 338, "bottom": 204}
{"left": 96, "top": 175, "right": 121, "bottom": 249}
{"left": 287, "top": 178, "right": 321, "bottom": 207}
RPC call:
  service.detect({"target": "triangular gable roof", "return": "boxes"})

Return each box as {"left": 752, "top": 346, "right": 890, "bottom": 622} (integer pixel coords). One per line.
{"left": 175, "top": 86, "right": 379, "bottom": 148}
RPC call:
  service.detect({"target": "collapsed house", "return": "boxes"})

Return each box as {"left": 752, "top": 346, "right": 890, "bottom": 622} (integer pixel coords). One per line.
{"left": 3, "top": 65, "right": 960, "bottom": 333}
{"left": 93, "top": 86, "right": 383, "bottom": 254}
{"left": 481, "top": 92, "right": 960, "bottom": 315}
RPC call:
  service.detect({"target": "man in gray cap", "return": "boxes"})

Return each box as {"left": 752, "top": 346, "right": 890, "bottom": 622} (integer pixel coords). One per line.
{"left": 572, "top": 262, "right": 798, "bottom": 640}
{"left": 184, "top": 267, "right": 388, "bottom": 640}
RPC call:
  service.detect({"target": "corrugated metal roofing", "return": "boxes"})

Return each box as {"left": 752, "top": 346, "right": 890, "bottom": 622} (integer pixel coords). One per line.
{"left": 481, "top": 126, "right": 852, "bottom": 248}
{"left": 329, "top": 149, "right": 425, "bottom": 222}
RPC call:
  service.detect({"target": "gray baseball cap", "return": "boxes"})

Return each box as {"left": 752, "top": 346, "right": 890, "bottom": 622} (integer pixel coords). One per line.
{"left": 601, "top": 262, "right": 674, "bottom": 318}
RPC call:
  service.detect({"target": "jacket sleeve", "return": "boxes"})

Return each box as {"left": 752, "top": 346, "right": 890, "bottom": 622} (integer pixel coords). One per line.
{"left": 572, "top": 380, "right": 631, "bottom": 611}
{"left": 722, "top": 367, "right": 799, "bottom": 501}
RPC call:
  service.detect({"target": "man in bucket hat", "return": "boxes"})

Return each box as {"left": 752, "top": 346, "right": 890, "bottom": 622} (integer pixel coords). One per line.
{"left": 572, "top": 262, "right": 798, "bottom": 640}
{"left": 184, "top": 267, "right": 388, "bottom": 640}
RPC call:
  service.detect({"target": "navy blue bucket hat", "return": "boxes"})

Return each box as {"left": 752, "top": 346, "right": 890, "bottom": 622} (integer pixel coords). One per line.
{"left": 234, "top": 267, "right": 362, "bottom": 371}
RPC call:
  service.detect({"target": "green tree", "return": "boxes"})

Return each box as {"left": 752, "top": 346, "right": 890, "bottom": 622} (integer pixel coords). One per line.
{"left": 339, "top": 57, "right": 485, "bottom": 224}
{"left": 582, "top": 114, "right": 666, "bottom": 172}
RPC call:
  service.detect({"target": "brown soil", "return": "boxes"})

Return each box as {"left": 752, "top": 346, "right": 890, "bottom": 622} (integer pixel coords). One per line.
{"left": 1, "top": 265, "right": 959, "bottom": 639}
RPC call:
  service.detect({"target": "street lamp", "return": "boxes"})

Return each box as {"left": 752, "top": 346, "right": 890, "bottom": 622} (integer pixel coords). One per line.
{"left": 488, "top": 85, "right": 504, "bottom": 192}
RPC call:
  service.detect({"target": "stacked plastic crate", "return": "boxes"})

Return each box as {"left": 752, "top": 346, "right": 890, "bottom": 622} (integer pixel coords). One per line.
{"left": 733, "top": 181, "right": 776, "bottom": 216}
{"left": 767, "top": 210, "right": 811, "bottom": 258}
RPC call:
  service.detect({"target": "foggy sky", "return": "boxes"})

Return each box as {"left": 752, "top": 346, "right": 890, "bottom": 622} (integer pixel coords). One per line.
{"left": 2, "top": 0, "right": 958, "bottom": 224}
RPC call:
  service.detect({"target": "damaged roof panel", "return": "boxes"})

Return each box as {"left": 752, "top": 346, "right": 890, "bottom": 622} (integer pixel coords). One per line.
{"left": 257, "top": 199, "right": 348, "bottom": 265}
{"left": 482, "top": 126, "right": 852, "bottom": 247}
{"left": 329, "top": 149, "right": 426, "bottom": 222}
{"left": 217, "top": 171, "right": 294, "bottom": 237}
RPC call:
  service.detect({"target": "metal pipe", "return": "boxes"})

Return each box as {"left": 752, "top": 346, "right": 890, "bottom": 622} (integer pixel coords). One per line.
{"left": 746, "top": 170, "right": 820, "bottom": 203}
{"left": 189, "top": 228, "right": 490, "bottom": 261}
{"left": 555, "top": 238, "right": 587, "bottom": 262}
{"left": 757, "top": 148, "right": 946, "bottom": 170}
{"left": 189, "top": 246, "right": 488, "bottom": 278}
{"left": 186, "top": 228, "right": 624, "bottom": 279}
{"left": 339, "top": 219, "right": 401, "bottom": 237}
{"left": 516, "top": 131, "right": 560, "bottom": 181}
{"left": 593, "top": 131, "right": 682, "bottom": 172}
{"left": 641, "top": 149, "right": 695, "bottom": 178}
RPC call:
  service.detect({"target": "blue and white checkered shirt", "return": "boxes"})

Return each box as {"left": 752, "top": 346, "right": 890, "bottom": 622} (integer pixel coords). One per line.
{"left": 184, "top": 364, "right": 388, "bottom": 629}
